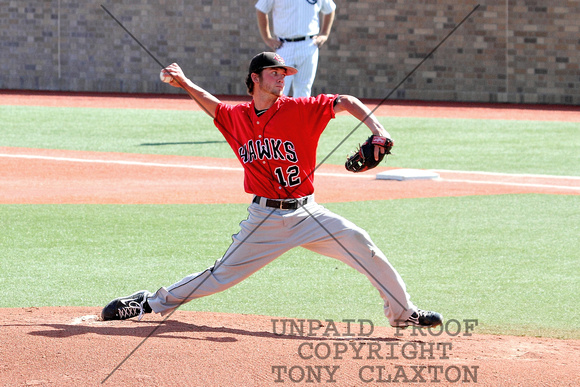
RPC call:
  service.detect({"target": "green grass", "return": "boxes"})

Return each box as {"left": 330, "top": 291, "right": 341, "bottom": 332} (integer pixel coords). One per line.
{"left": 1, "top": 195, "right": 578, "bottom": 339}
{"left": 1, "top": 105, "right": 579, "bottom": 175}
{"left": 1, "top": 103, "right": 579, "bottom": 339}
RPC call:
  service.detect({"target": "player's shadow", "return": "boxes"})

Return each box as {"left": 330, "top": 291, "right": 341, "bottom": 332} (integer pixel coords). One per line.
{"left": 139, "top": 140, "right": 226, "bottom": 146}
{"left": 15, "top": 319, "right": 407, "bottom": 344}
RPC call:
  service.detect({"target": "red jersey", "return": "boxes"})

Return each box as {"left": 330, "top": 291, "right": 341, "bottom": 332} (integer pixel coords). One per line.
{"left": 214, "top": 94, "right": 338, "bottom": 199}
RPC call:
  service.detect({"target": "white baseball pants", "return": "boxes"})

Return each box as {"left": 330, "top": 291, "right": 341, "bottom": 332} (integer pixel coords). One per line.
{"left": 147, "top": 196, "right": 416, "bottom": 326}
{"left": 277, "top": 39, "right": 319, "bottom": 98}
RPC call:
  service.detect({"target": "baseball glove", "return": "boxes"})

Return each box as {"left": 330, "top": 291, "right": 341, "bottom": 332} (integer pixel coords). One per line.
{"left": 345, "top": 135, "right": 393, "bottom": 173}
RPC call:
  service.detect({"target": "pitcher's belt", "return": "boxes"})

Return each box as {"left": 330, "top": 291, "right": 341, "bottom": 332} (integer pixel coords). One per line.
{"left": 252, "top": 195, "right": 310, "bottom": 210}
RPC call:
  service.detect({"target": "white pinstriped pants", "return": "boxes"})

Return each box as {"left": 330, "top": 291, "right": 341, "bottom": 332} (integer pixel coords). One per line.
{"left": 147, "top": 197, "right": 417, "bottom": 326}
{"left": 277, "top": 38, "right": 319, "bottom": 98}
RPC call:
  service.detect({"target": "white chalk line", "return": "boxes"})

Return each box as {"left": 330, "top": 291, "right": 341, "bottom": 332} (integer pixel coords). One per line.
{"left": 440, "top": 179, "right": 580, "bottom": 191}
{"left": 1, "top": 153, "right": 579, "bottom": 190}
{"left": 0, "top": 153, "right": 243, "bottom": 172}
{"left": 431, "top": 169, "right": 580, "bottom": 181}
{"left": 0, "top": 153, "right": 371, "bottom": 179}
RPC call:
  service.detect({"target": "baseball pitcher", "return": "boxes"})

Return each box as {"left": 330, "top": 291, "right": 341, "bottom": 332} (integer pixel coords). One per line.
{"left": 101, "top": 52, "right": 442, "bottom": 329}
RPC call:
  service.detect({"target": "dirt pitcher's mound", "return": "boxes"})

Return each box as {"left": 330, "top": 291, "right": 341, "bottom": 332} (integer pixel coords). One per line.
{"left": 1, "top": 307, "right": 578, "bottom": 386}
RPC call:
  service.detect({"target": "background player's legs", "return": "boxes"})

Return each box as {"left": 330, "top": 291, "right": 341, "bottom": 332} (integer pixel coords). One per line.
{"left": 277, "top": 40, "right": 318, "bottom": 97}
{"left": 277, "top": 44, "right": 296, "bottom": 96}
{"left": 289, "top": 40, "right": 318, "bottom": 98}
{"left": 281, "top": 74, "right": 294, "bottom": 96}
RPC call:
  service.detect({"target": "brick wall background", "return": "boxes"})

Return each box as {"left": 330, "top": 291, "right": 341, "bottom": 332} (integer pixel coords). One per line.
{"left": 1, "top": 0, "right": 578, "bottom": 105}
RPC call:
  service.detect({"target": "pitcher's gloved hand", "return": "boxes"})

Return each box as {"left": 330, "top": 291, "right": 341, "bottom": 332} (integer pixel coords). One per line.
{"left": 345, "top": 135, "right": 393, "bottom": 173}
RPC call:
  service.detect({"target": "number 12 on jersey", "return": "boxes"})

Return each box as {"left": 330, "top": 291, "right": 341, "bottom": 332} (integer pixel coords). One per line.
{"left": 274, "top": 165, "right": 301, "bottom": 187}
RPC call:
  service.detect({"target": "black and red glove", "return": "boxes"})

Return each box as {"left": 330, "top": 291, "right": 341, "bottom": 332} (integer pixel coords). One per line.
{"left": 345, "top": 135, "right": 393, "bottom": 173}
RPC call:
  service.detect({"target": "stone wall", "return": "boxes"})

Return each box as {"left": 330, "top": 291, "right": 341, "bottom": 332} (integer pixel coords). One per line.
{"left": 1, "top": 0, "right": 578, "bottom": 104}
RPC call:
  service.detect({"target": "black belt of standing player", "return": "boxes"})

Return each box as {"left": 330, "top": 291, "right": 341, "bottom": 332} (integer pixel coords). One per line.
{"left": 279, "top": 35, "right": 315, "bottom": 42}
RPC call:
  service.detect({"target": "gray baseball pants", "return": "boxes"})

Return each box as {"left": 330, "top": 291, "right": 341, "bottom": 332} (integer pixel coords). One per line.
{"left": 147, "top": 195, "right": 416, "bottom": 326}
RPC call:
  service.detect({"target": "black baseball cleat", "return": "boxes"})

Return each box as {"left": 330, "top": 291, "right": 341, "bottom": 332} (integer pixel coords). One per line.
{"left": 101, "top": 290, "right": 153, "bottom": 321}
{"left": 394, "top": 309, "right": 443, "bottom": 328}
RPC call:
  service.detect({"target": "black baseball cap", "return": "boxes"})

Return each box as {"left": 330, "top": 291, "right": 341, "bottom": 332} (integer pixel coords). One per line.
{"left": 248, "top": 52, "right": 298, "bottom": 76}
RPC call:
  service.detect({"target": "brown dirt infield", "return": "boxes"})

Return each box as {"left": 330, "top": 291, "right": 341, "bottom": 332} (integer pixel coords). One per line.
{"left": 1, "top": 91, "right": 579, "bottom": 386}
{"left": 2, "top": 307, "right": 579, "bottom": 386}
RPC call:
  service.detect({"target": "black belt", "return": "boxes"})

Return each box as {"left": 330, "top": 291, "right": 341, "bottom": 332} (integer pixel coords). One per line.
{"left": 279, "top": 35, "right": 314, "bottom": 42}
{"left": 253, "top": 196, "right": 309, "bottom": 210}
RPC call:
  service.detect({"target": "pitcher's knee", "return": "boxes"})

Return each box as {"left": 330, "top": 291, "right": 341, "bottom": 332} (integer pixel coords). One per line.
{"left": 347, "top": 226, "right": 373, "bottom": 245}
